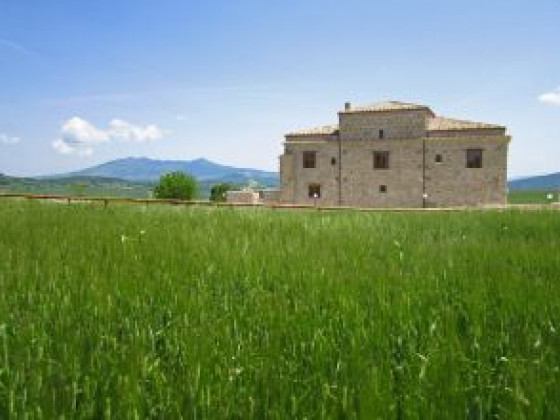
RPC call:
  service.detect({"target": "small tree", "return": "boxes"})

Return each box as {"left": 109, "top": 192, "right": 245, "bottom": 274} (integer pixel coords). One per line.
{"left": 210, "top": 183, "right": 231, "bottom": 202}
{"left": 154, "top": 171, "right": 198, "bottom": 200}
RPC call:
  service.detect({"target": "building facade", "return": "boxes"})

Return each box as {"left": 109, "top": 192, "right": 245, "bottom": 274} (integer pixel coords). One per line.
{"left": 279, "top": 101, "right": 510, "bottom": 208}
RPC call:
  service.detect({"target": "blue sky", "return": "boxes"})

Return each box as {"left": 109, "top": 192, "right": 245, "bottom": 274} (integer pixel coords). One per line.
{"left": 1, "top": 0, "right": 559, "bottom": 177}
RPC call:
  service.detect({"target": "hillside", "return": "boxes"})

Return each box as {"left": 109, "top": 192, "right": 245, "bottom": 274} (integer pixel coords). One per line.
{"left": 0, "top": 173, "right": 153, "bottom": 198}
{"left": 508, "top": 172, "right": 560, "bottom": 190}
{"left": 48, "top": 157, "right": 279, "bottom": 186}
{"left": 0, "top": 158, "right": 277, "bottom": 198}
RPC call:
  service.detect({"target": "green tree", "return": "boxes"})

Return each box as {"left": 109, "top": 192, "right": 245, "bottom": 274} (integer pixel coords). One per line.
{"left": 153, "top": 171, "right": 198, "bottom": 200}
{"left": 209, "top": 183, "right": 231, "bottom": 202}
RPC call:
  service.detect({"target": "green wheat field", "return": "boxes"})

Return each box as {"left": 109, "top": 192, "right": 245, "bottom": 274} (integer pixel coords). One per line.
{"left": 1, "top": 200, "right": 559, "bottom": 418}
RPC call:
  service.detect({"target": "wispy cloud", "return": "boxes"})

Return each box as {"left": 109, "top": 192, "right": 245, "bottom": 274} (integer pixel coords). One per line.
{"left": 52, "top": 117, "right": 169, "bottom": 156}
{"left": 0, "top": 37, "right": 40, "bottom": 60}
{"left": 0, "top": 133, "right": 21, "bottom": 145}
{"left": 538, "top": 87, "right": 560, "bottom": 107}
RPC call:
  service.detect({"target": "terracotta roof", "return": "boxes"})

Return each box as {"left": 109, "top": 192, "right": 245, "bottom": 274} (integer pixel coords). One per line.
{"left": 340, "top": 101, "right": 434, "bottom": 114}
{"left": 428, "top": 116, "right": 505, "bottom": 131}
{"left": 285, "top": 102, "right": 505, "bottom": 137}
{"left": 286, "top": 124, "right": 339, "bottom": 136}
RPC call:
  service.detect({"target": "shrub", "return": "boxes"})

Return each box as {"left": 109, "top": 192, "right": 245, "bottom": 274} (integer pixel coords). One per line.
{"left": 153, "top": 171, "right": 198, "bottom": 200}
{"left": 209, "top": 183, "right": 231, "bottom": 202}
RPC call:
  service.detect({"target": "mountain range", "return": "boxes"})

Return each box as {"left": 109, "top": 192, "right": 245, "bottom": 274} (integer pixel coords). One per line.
{"left": 507, "top": 172, "right": 560, "bottom": 190}
{"left": 47, "top": 157, "right": 279, "bottom": 186}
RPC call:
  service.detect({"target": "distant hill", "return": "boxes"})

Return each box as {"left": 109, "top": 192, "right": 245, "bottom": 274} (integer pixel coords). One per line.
{"left": 508, "top": 172, "right": 560, "bottom": 190}
{"left": 0, "top": 173, "right": 153, "bottom": 198}
{"left": 46, "top": 157, "right": 279, "bottom": 186}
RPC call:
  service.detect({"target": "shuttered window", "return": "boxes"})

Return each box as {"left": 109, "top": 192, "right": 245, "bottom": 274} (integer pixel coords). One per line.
{"left": 466, "top": 149, "right": 483, "bottom": 168}
{"left": 373, "top": 151, "right": 390, "bottom": 169}
{"left": 303, "top": 151, "right": 316, "bottom": 168}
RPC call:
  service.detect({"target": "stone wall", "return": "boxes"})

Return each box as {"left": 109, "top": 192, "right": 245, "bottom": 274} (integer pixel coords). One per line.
{"left": 226, "top": 190, "right": 260, "bottom": 204}
{"left": 338, "top": 110, "right": 429, "bottom": 141}
{"left": 280, "top": 136, "right": 340, "bottom": 206}
{"left": 339, "top": 139, "right": 424, "bottom": 207}
{"left": 428, "top": 128, "right": 506, "bottom": 138}
{"left": 260, "top": 189, "right": 281, "bottom": 204}
{"left": 279, "top": 153, "right": 295, "bottom": 203}
{"left": 424, "top": 136, "right": 510, "bottom": 207}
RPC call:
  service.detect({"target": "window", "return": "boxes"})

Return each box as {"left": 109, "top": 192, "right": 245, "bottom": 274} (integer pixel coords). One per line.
{"left": 379, "top": 185, "right": 387, "bottom": 193}
{"left": 373, "top": 151, "right": 390, "bottom": 169}
{"left": 308, "top": 184, "right": 321, "bottom": 198}
{"left": 331, "top": 157, "right": 337, "bottom": 166}
{"left": 435, "top": 154, "right": 443, "bottom": 163}
{"left": 303, "top": 151, "right": 316, "bottom": 168}
{"left": 466, "top": 149, "right": 483, "bottom": 168}
{"left": 379, "top": 129, "right": 384, "bottom": 139}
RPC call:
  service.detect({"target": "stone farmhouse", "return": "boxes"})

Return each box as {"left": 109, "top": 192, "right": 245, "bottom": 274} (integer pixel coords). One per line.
{"left": 279, "top": 101, "right": 510, "bottom": 208}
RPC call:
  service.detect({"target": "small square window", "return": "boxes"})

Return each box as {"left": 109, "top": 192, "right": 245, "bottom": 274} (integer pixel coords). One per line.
{"left": 308, "top": 184, "right": 321, "bottom": 198}
{"left": 373, "top": 151, "right": 390, "bottom": 169}
{"left": 379, "top": 129, "right": 384, "bottom": 139}
{"left": 435, "top": 154, "right": 443, "bottom": 163}
{"left": 466, "top": 149, "right": 483, "bottom": 168}
{"left": 379, "top": 185, "right": 387, "bottom": 193}
{"left": 331, "top": 157, "right": 337, "bottom": 165}
{"left": 303, "top": 151, "right": 316, "bottom": 168}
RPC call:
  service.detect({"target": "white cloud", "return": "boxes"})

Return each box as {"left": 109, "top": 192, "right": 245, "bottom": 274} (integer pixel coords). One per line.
{"left": 108, "top": 119, "right": 165, "bottom": 142}
{"left": 61, "top": 117, "right": 109, "bottom": 145}
{"left": 176, "top": 114, "right": 186, "bottom": 121}
{"left": 0, "top": 133, "right": 20, "bottom": 145}
{"left": 539, "top": 87, "right": 560, "bottom": 107}
{"left": 52, "top": 138, "right": 92, "bottom": 156}
{"left": 52, "top": 117, "right": 168, "bottom": 156}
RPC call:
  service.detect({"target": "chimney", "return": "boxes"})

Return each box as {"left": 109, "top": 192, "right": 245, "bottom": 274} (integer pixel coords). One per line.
{"left": 344, "top": 101, "right": 352, "bottom": 111}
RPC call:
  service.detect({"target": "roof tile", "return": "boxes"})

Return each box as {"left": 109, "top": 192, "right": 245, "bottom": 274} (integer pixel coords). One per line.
{"left": 428, "top": 116, "right": 505, "bottom": 131}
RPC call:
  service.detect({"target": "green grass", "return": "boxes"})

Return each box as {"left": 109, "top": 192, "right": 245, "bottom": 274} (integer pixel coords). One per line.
{"left": 508, "top": 189, "right": 559, "bottom": 204}
{"left": 1, "top": 200, "right": 559, "bottom": 418}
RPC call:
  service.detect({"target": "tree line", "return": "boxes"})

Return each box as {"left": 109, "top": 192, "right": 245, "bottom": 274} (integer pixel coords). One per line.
{"left": 153, "top": 171, "right": 233, "bottom": 202}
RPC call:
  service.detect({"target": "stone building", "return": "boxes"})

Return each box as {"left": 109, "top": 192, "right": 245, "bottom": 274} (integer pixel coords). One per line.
{"left": 279, "top": 101, "right": 510, "bottom": 208}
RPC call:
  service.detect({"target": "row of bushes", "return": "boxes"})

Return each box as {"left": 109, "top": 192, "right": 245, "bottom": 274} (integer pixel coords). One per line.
{"left": 154, "top": 171, "right": 233, "bottom": 202}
